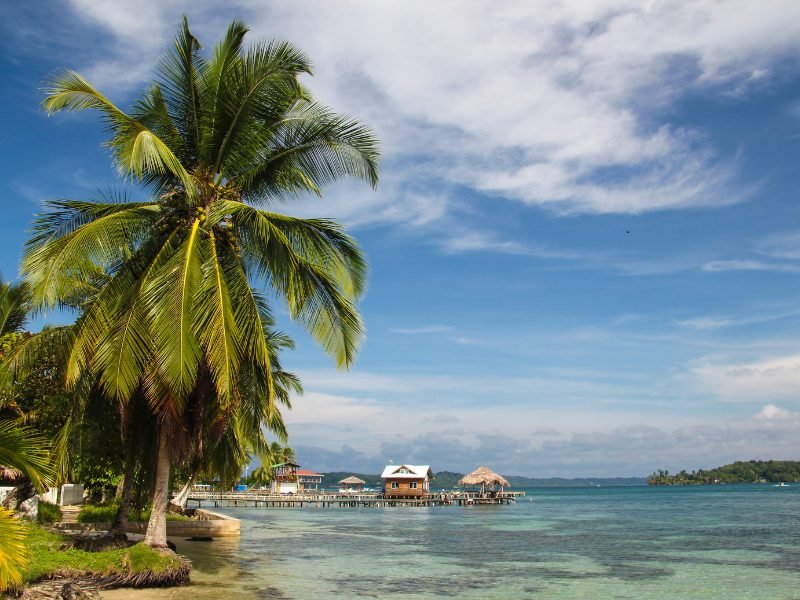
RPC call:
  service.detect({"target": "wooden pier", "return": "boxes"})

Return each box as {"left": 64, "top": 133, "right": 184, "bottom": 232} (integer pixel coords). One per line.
{"left": 185, "top": 490, "right": 525, "bottom": 509}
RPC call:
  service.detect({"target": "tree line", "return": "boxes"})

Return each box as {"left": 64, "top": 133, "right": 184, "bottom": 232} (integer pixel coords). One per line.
{"left": 647, "top": 460, "right": 800, "bottom": 485}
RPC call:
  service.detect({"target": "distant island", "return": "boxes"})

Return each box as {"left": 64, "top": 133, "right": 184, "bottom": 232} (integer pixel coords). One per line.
{"left": 322, "top": 471, "right": 645, "bottom": 489}
{"left": 647, "top": 460, "right": 800, "bottom": 485}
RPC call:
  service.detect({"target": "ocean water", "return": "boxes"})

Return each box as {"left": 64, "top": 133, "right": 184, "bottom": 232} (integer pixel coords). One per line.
{"left": 103, "top": 485, "right": 800, "bottom": 599}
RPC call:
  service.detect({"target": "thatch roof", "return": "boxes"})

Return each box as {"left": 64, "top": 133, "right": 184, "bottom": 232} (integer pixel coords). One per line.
{"left": 0, "top": 466, "right": 23, "bottom": 482}
{"left": 338, "top": 476, "right": 366, "bottom": 485}
{"left": 458, "top": 466, "right": 510, "bottom": 488}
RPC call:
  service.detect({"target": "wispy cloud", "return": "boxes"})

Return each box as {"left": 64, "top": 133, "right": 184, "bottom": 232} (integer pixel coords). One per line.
{"left": 757, "top": 230, "right": 800, "bottom": 260}
{"left": 701, "top": 259, "right": 800, "bottom": 273}
{"left": 436, "top": 229, "right": 600, "bottom": 262}
{"left": 390, "top": 325, "right": 453, "bottom": 335}
{"left": 439, "top": 232, "right": 533, "bottom": 256}
{"left": 675, "top": 308, "right": 800, "bottom": 330}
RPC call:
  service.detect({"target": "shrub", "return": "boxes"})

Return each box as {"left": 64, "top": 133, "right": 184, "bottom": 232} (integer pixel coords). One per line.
{"left": 77, "top": 502, "right": 118, "bottom": 524}
{"left": 36, "top": 501, "right": 61, "bottom": 525}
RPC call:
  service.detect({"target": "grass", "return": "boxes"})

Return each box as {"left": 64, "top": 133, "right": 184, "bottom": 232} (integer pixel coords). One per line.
{"left": 77, "top": 502, "right": 190, "bottom": 524}
{"left": 37, "top": 500, "right": 61, "bottom": 525}
{"left": 22, "top": 524, "right": 181, "bottom": 584}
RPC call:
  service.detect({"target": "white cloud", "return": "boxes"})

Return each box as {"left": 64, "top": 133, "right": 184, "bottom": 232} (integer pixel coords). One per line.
{"left": 693, "top": 353, "right": 800, "bottom": 402}
{"left": 59, "top": 0, "right": 800, "bottom": 225}
{"left": 754, "top": 403, "right": 797, "bottom": 422}
{"left": 290, "top": 402, "right": 800, "bottom": 476}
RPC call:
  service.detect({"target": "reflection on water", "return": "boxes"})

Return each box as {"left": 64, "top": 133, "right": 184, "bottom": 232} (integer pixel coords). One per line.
{"left": 102, "top": 485, "right": 800, "bottom": 599}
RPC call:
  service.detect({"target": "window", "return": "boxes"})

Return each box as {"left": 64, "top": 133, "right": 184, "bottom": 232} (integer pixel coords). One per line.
{"left": 391, "top": 482, "right": 399, "bottom": 489}
{"left": 410, "top": 482, "right": 418, "bottom": 489}
{"left": 399, "top": 468, "right": 409, "bottom": 474}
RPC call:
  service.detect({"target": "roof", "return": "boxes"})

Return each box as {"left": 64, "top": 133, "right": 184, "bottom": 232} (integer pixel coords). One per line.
{"left": 458, "top": 466, "right": 510, "bottom": 488}
{"left": 297, "top": 469, "right": 322, "bottom": 477}
{"left": 0, "top": 466, "right": 22, "bottom": 482}
{"left": 338, "top": 476, "right": 366, "bottom": 485}
{"left": 271, "top": 462, "right": 301, "bottom": 469}
{"left": 381, "top": 465, "right": 433, "bottom": 480}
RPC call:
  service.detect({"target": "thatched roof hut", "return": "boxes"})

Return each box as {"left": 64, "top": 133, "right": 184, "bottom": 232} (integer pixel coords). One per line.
{"left": 338, "top": 476, "right": 366, "bottom": 485}
{"left": 338, "top": 476, "right": 366, "bottom": 491}
{"left": 0, "top": 466, "right": 22, "bottom": 483}
{"left": 458, "top": 466, "right": 510, "bottom": 490}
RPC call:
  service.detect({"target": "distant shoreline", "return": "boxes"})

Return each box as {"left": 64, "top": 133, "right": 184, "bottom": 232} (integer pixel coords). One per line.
{"left": 647, "top": 460, "right": 800, "bottom": 485}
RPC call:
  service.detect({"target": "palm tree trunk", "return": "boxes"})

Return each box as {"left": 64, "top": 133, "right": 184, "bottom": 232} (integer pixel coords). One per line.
{"left": 111, "top": 456, "right": 135, "bottom": 535}
{"left": 144, "top": 425, "right": 171, "bottom": 548}
{"left": 170, "top": 470, "right": 197, "bottom": 511}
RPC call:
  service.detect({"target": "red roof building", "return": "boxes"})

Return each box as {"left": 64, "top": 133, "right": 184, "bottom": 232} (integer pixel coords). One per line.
{"left": 297, "top": 469, "right": 323, "bottom": 490}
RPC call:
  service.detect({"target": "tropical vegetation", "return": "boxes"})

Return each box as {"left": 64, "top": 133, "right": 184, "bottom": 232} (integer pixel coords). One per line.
{"left": 647, "top": 460, "right": 800, "bottom": 485}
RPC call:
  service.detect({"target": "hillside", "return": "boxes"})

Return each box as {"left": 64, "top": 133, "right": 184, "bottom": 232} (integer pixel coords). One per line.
{"left": 647, "top": 460, "right": 800, "bottom": 485}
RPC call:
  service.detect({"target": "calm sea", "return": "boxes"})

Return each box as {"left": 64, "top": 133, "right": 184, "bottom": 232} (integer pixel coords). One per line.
{"left": 104, "top": 484, "right": 800, "bottom": 599}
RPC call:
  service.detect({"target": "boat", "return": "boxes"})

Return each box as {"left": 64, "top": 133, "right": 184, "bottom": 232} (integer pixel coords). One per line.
{"left": 774, "top": 482, "right": 788, "bottom": 487}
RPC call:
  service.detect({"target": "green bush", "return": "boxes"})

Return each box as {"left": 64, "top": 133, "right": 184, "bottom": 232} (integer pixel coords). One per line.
{"left": 36, "top": 501, "right": 61, "bottom": 524}
{"left": 77, "top": 502, "right": 118, "bottom": 524}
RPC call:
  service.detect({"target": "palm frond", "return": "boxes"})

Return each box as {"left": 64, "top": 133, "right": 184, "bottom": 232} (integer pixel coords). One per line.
{"left": 142, "top": 220, "right": 203, "bottom": 400}
{"left": 210, "top": 39, "right": 311, "bottom": 175}
{"left": 237, "top": 100, "right": 379, "bottom": 202}
{"left": 42, "top": 70, "right": 197, "bottom": 197}
{"left": 199, "top": 19, "right": 249, "bottom": 165}
{"left": 23, "top": 201, "right": 160, "bottom": 310}
{"left": 155, "top": 16, "right": 204, "bottom": 159}
{"left": 0, "top": 280, "right": 30, "bottom": 336}
{"left": 0, "top": 420, "right": 53, "bottom": 490}
{"left": 195, "top": 232, "right": 242, "bottom": 410}
{"left": 68, "top": 230, "right": 179, "bottom": 397}
{"left": 0, "top": 507, "right": 28, "bottom": 592}
{"left": 229, "top": 203, "right": 365, "bottom": 368}
{"left": 0, "top": 326, "right": 74, "bottom": 391}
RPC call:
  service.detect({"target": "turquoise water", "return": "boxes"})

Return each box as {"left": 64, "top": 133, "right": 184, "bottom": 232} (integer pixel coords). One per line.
{"left": 105, "top": 485, "right": 800, "bottom": 599}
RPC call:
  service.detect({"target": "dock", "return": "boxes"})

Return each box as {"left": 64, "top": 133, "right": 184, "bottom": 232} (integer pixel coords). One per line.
{"left": 184, "top": 490, "right": 525, "bottom": 509}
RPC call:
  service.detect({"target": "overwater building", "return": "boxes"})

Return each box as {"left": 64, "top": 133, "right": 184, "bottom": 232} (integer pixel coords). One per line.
{"left": 381, "top": 464, "right": 433, "bottom": 498}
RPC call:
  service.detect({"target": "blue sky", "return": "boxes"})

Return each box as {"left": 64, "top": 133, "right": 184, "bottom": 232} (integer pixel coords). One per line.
{"left": 2, "top": 1, "right": 800, "bottom": 476}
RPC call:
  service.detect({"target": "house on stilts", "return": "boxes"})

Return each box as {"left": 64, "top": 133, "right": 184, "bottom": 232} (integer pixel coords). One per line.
{"left": 381, "top": 464, "right": 433, "bottom": 498}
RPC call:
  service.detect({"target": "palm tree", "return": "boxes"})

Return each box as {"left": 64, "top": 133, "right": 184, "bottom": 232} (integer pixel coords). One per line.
{"left": 25, "top": 17, "right": 378, "bottom": 547}
{"left": 269, "top": 442, "right": 296, "bottom": 465}
{"left": 0, "top": 421, "right": 53, "bottom": 592}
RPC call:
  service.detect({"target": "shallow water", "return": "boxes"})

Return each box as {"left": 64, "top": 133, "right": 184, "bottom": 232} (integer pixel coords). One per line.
{"left": 102, "top": 484, "right": 800, "bottom": 599}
